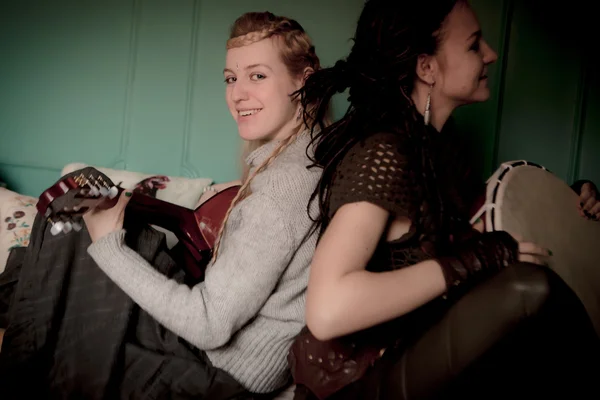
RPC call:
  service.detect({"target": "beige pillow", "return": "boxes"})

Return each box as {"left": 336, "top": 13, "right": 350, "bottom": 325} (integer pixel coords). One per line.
{"left": 0, "top": 188, "right": 37, "bottom": 273}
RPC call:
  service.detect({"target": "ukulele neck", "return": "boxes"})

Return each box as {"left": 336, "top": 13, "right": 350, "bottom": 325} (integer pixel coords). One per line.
{"left": 126, "top": 192, "right": 190, "bottom": 233}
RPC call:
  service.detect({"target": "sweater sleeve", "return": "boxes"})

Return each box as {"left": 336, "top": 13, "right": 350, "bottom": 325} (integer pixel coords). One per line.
{"left": 87, "top": 192, "right": 295, "bottom": 350}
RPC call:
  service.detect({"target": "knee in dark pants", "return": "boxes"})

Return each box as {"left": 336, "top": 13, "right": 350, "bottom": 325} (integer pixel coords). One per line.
{"left": 293, "top": 264, "right": 600, "bottom": 400}
{"left": 446, "top": 263, "right": 600, "bottom": 399}
{"left": 504, "top": 262, "right": 597, "bottom": 342}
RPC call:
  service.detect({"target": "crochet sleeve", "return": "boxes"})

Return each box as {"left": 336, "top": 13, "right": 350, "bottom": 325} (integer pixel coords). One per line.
{"left": 328, "top": 132, "right": 418, "bottom": 219}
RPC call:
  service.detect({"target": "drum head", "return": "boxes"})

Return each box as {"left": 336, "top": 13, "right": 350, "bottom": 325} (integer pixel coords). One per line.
{"left": 488, "top": 162, "right": 600, "bottom": 335}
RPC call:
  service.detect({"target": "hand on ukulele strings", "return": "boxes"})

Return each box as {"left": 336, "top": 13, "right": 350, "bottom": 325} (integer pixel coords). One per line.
{"left": 577, "top": 182, "right": 599, "bottom": 221}
{"left": 198, "top": 185, "right": 219, "bottom": 205}
{"left": 196, "top": 180, "right": 242, "bottom": 206}
{"left": 82, "top": 189, "right": 132, "bottom": 242}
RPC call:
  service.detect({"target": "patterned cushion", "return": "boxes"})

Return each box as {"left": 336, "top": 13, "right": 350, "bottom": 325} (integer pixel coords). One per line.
{"left": 0, "top": 188, "right": 37, "bottom": 273}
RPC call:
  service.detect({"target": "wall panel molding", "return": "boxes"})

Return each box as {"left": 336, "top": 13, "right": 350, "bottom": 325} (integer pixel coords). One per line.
{"left": 0, "top": 162, "right": 62, "bottom": 196}
{"left": 109, "top": 0, "right": 142, "bottom": 170}
{"left": 180, "top": 0, "right": 203, "bottom": 179}
{"left": 567, "top": 58, "right": 591, "bottom": 183}
{"left": 491, "top": 0, "right": 514, "bottom": 172}
{"left": 0, "top": 162, "right": 62, "bottom": 173}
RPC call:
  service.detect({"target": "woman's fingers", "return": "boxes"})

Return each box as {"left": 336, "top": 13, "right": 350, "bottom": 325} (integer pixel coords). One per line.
{"left": 518, "top": 241, "right": 551, "bottom": 257}
{"left": 518, "top": 253, "right": 548, "bottom": 266}
{"left": 517, "top": 241, "right": 552, "bottom": 266}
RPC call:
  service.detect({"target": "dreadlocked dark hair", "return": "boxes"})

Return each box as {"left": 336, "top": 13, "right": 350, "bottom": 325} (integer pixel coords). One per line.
{"left": 296, "top": 0, "right": 465, "bottom": 232}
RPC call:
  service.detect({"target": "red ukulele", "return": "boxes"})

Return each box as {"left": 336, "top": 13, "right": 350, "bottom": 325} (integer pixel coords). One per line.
{"left": 36, "top": 167, "right": 239, "bottom": 282}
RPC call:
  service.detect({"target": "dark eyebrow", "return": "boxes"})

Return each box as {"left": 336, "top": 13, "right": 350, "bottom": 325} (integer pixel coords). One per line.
{"left": 468, "top": 30, "right": 482, "bottom": 41}
{"left": 223, "top": 63, "right": 274, "bottom": 75}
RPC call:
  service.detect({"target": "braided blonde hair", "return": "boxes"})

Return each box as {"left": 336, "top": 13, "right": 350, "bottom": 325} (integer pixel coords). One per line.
{"left": 212, "top": 12, "right": 321, "bottom": 261}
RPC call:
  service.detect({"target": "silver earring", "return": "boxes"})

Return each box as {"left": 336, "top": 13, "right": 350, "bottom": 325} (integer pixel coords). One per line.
{"left": 296, "top": 108, "right": 302, "bottom": 121}
{"left": 424, "top": 83, "right": 433, "bottom": 126}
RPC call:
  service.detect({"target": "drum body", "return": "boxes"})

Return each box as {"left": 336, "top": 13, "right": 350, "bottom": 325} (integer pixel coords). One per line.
{"left": 472, "top": 160, "right": 600, "bottom": 336}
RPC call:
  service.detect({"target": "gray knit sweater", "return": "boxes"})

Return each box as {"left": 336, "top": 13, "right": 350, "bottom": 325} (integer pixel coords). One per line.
{"left": 87, "top": 132, "right": 320, "bottom": 393}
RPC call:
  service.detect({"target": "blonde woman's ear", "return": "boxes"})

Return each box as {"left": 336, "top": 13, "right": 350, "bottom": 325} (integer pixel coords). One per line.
{"left": 302, "top": 67, "right": 314, "bottom": 84}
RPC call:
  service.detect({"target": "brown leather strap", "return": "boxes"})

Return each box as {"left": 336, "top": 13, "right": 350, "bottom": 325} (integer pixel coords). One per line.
{"left": 437, "top": 231, "right": 519, "bottom": 298}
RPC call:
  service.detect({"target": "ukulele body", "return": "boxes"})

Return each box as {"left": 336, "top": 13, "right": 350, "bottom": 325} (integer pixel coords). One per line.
{"left": 37, "top": 167, "right": 239, "bottom": 282}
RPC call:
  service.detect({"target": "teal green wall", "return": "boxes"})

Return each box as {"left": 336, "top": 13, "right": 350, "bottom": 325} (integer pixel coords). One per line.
{"left": 0, "top": 0, "right": 363, "bottom": 196}
{"left": 1, "top": 0, "right": 598, "bottom": 197}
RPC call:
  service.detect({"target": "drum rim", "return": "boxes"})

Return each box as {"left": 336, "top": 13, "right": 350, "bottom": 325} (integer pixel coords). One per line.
{"left": 472, "top": 160, "right": 548, "bottom": 231}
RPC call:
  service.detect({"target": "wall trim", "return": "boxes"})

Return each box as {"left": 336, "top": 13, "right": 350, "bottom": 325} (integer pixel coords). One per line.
{"left": 491, "top": 0, "right": 515, "bottom": 171}
{"left": 0, "top": 162, "right": 62, "bottom": 173}
{"left": 180, "top": 0, "right": 203, "bottom": 179}
{"left": 110, "top": 0, "right": 142, "bottom": 170}
{"left": 567, "top": 57, "right": 590, "bottom": 183}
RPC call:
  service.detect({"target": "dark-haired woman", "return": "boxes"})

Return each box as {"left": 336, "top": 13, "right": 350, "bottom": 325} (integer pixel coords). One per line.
{"left": 288, "top": 1, "right": 600, "bottom": 399}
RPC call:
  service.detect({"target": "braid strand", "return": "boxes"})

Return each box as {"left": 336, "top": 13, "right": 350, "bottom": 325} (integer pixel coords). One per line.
{"left": 211, "top": 131, "right": 301, "bottom": 261}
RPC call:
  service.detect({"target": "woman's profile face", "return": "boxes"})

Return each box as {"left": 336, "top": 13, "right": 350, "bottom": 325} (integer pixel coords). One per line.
{"left": 432, "top": 3, "right": 498, "bottom": 108}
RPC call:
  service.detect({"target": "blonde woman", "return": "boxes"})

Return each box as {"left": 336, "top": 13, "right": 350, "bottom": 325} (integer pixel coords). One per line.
{"left": 0, "top": 12, "right": 322, "bottom": 399}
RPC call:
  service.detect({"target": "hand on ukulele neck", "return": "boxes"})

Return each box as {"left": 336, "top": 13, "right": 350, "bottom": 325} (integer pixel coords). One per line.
{"left": 38, "top": 169, "right": 123, "bottom": 237}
